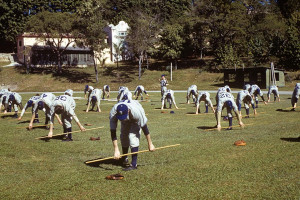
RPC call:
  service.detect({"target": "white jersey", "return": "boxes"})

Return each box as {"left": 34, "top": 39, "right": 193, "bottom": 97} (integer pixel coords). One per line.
{"left": 84, "top": 85, "right": 94, "bottom": 94}
{"left": 292, "top": 83, "right": 300, "bottom": 103}
{"left": 187, "top": 85, "right": 198, "bottom": 96}
{"left": 267, "top": 85, "right": 279, "bottom": 97}
{"left": 110, "top": 100, "right": 148, "bottom": 130}
{"left": 134, "top": 85, "right": 145, "bottom": 93}
{"left": 9, "top": 92, "right": 22, "bottom": 104}
{"left": 0, "top": 92, "right": 11, "bottom": 106}
{"left": 50, "top": 95, "right": 78, "bottom": 124}
{"left": 217, "top": 92, "right": 237, "bottom": 112}
{"left": 89, "top": 88, "right": 102, "bottom": 106}
{"left": 103, "top": 85, "right": 110, "bottom": 92}
{"left": 236, "top": 90, "right": 255, "bottom": 110}
{"left": 117, "top": 87, "right": 132, "bottom": 101}
{"left": 196, "top": 91, "right": 213, "bottom": 107}
{"left": 160, "top": 79, "right": 168, "bottom": 87}
{"left": 20, "top": 95, "right": 41, "bottom": 117}
{"left": 33, "top": 93, "right": 56, "bottom": 112}
{"left": 249, "top": 84, "right": 263, "bottom": 96}
{"left": 243, "top": 84, "right": 251, "bottom": 91}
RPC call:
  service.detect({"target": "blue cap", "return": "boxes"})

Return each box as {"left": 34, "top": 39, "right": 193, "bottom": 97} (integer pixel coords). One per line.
{"left": 2, "top": 96, "right": 6, "bottom": 103}
{"left": 256, "top": 88, "right": 261, "bottom": 93}
{"left": 37, "top": 101, "right": 44, "bottom": 110}
{"left": 9, "top": 94, "right": 15, "bottom": 101}
{"left": 27, "top": 100, "right": 33, "bottom": 107}
{"left": 191, "top": 90, "right": 196, "bottom": 96}
{"left": 226, "top": 101, "right": 233, "bottom": 110}
{"left": 116, "top": 104, "right": 128, "bottom": 121}
{"left": 166, "top": 93, "right": 171, "bottom": 99}
{"left": 170, "top": 111, "right": 175, "bottom": 114}
{"left": 85, "top": 85, "right": 89, "bottom": 90}
{"left": 91, "top": 96, "right": 97, "bottom": 102}
{"left": 122, "top": 94, "right": 128, "bottom": 100}
{"left": 161, "top": 74, "right": 165, "bottom": 77}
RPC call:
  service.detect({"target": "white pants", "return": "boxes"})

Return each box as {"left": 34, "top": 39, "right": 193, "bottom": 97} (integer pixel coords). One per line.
{"left": 120, "top": 122, "right": 141, "bottom": 148}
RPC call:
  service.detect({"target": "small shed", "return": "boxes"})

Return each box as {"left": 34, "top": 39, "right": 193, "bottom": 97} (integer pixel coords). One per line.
{"left": 223, "top": 67, "right": 285, "bottom": 89}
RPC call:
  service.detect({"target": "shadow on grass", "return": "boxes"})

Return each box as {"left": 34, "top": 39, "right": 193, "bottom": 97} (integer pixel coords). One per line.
{"left": 39, "top": 134, "right": 65, "bottom": 142}
{"left": 1, "top": 115, "right": 16, "bottom": 119}
{"left": 17, "top": 120, "right": 30, "bottom": 124}
{"left": 276, "top": 109, "right": 293, "bottom": 112}
{"left": 280, "top": 137, "right": 300, "bottom": 142}
{"left": 84, "top": 158, "right": 123, "bottom": 170}
{"left": 197, "top": 126, "right": 216, "bottom": 130}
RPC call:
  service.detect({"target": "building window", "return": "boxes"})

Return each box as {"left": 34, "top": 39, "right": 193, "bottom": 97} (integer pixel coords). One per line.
{"left": 19, "top": 40, "right": 22, "bottom": 47}
{"left": 272, "top": 72, "right": 280, "bottom": 81}
{"left": 244, "top": 73, "right": 250, "bottom": 82}
{"left": 257, "top": 73, "right": 261, "bottom": 82}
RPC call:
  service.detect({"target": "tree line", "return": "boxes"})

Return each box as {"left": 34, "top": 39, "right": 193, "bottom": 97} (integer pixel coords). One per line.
{"left": 0, "top": 0, "right": 299, "bottom": 73}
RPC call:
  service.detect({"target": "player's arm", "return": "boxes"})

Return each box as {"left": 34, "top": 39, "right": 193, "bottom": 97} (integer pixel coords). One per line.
{"left": 18, "top": 103, "right": 28, "bottom": 120}
{"left": 172, "top": 96, "right": 179, "bottom": 109}
{"left": 28, "top": 105, "right": 38, "bottom": 129}
{"left": 73, "top": 115, "right": 85, "bottom": 131}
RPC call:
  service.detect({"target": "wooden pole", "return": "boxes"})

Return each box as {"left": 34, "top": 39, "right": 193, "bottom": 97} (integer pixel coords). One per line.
{"left": 35, "top": 126, "right": 104, "bottom": 140}
{"left": 85, "top": 144, "right": 181, "bottom": 164}
{"left": 170, "top": 62, "right": 173, "bottom": 81}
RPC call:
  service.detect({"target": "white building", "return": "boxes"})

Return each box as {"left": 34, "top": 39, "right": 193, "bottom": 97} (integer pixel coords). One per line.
{"left": 104, "top": 21, "right": 131, "bottom": 62}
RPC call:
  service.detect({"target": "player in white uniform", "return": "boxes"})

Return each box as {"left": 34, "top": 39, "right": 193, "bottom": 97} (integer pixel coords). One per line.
{"left": 117, "top": 86, "right": 132, "bottom": 102}
{"left": 86, "top": 88, "right": 102, "bottom": 112}
{"left": 84, "top": 85, "right": 94, "bottom": 104}
{"left": 195, "top": 91, "right": 215, "bottom": 114}
{"left": 243, "top": 84, "right": 251, "bottom": 92}
{"left": 186, "top": 85, "right": 198, "bottom": 104}
{"left": 291, "top": 83, "right": 300, "bottom": 111}
{"left": 236, "top": 90, "right": 256, "bottom": 118}
{"left": 267, "top": 85, "right": 280, "bottom": 102}
{"left": 249, "top": 84, "right": 267, "bottom": 107}
{"left": 7, "top": 92, "right": 23, "bottom": 118}
{"left": 216, "top": 85, "right": 231, "bottom": 103}
{"left": 48, "top": 89, "right": 85, "bottom": 141}
{"left": 159, "top": 75, "right": 168, "bottom": 99}
{"left": 161, "top": 89, "right": 178, "bottom": 110}
{"left": 102, "top": 85, "right": 110, "bottom": 99}
{"left": 18, "top": 94, "right": 43, "bottom": 122}
{"left": 0, "top": 91, "right": 11, "bottom": 113}
{"left": 110, "top": 100, "right": 155, "bottom": 171}
{"left": 216, "top": 91, "right": 244, "bottom": 131}
{"left": 133, "top": 85, "right": 149, "bottom": 100}
{"left": 29, "top": 92, "right": 62, "bottom": 130}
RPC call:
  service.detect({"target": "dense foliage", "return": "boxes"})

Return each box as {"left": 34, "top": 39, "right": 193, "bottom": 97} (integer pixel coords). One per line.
{"left": 0, "top": 0, "right": 299, "bottom": 70}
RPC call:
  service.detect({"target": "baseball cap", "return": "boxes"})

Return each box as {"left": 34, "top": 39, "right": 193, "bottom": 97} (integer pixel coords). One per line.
{"left": 85, "top": 85, "right": 89, "bottom": 90}
{"left": 9, "top": 94, "right": 15, "bottom": 101}
{"left": 27, "top": 100, "right": 33, "bottom": 107}
{"left": 91, "top": 96, "right": 97, "bottom": 102}
{"left": 226, "top": 101, "right": 233, "bottom": 110}
{"left": 64, "top": 89, "right": 73, "bottom": 97}
{"left": 116, "top": 104, "right": 128, "bottom": 121}
{"left": 37, "top": 101, "right": 44, "bottom": 110}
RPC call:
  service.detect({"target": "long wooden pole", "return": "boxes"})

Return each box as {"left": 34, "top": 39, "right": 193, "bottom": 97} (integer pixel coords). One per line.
{"left": 35, "top": 126, "right": 104, "bottom": 140}
{"left": 85, "top": 144, "right": 181, "bottom": 164}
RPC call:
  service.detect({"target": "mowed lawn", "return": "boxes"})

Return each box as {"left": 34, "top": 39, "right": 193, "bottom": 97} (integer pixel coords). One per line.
{"left": 0, "top": 91, "right": 299, "bottom": 200}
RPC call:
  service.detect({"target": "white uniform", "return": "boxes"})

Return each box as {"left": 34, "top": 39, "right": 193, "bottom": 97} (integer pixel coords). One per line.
{"left": 117, "top": 87, "right": 132, "bottom": 101}
{"left": 196, "top": 91, "right": 214, "bottom": 113}
{"left": 187, "top": 85, "right": 198, "bottom": 103}
{"left": 0, "top": 92, "right": 11, "bottom": 111}
{"left": 236, "top": 90, "right": 255, "bottom": 111}
{"left": 243, "top": 84, "right": 251, "bottom": 91}
{"left": 160, "top": 78, "right": 168, "bottom": 98}
{"left": 291, "top": 83, "right": 300, "bottom": 107}
{"left": 162, "top": 89, "right": 177, "bottom": 109}
{"left": 216, "top": 85, "right": 232, "bottom": 103}
{"left": 89, "top": 88, "right": 102, "bottom": 109}
{"left": 20, "top": 95, "right": 42, "bottom": 118}
{"left": 50, "top": 95, "right": 79, "bottom": 128}
{"left": 216, "top": 92, "right": 238, "bottom": 114}
{"left": 134, "top": 85, "right": 148, "bottom": 100}
{"left": 267, "top": 85, "right": 279, "bottom": 100}
{"left": 8, "top": 92, "right": 22, "bottom": 112}
{"left": 249, "top": 84, "right": 265, "bottom": 105}
{"left": 33, "top": 93, "right": 56, "bottom": 120}
{"left": 102, "top": 85, "right": 110, "bottom": 99}
{"left": 110, "top": 100, "right": 148, "bottom": 148}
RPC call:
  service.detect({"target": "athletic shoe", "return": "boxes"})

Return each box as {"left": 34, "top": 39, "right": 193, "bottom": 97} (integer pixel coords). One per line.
{"left": 12, "top": 114, "right": 18, "bottom": 118}
{"left": 122, "top": 157, "right": 130, "bottom": 167}
{"left": 291, "top": 108, "right": 296, "bottom": 111}
{"left": 226, "top": 127, "right": 233, "bottom": 130}
{"left": 122, "top": 165, "right": 137, "bottom": 171}
{"left": 62, "top": 138, "right": 73, "bottom": 142}
{"left": 245, "top": 116, "right": 250, "bottom": 118}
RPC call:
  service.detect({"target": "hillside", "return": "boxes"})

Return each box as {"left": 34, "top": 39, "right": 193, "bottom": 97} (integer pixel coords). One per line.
{"left": 0, "top": 61, "right": 298, "bottom": 92}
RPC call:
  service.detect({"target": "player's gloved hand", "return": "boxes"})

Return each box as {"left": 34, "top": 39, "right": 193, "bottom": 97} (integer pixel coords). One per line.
{"left": 114, "top": 150, "right": 121, "bottom": 160}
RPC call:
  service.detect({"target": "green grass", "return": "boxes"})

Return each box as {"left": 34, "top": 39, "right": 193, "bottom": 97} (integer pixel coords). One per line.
{"left": 0, "top": 92, "right": 299, "bottom": 199}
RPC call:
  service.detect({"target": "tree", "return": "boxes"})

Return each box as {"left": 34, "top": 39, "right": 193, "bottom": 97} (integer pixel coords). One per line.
{"left": 158, "top": 23, "right": 185, "bottom": 70}
{"left": 26, "top": 11, "right": 81, "bottom": 73}
{"left": 126, "top": 11, "right": 161, "bottom": 80}
{"left": 75, "top": 0, "right": 109, "bottom": 83}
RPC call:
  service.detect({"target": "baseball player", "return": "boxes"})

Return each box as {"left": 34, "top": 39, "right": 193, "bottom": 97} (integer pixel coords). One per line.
{"left": 216, "top": 85, "right": 232, "bottom": 103}
{"left": 236, "top": 90, "right": 256, "bottom": 118}
{"left": 133, "top": 85, "right": 149, "bottom": 100}
{"left": 0, "top": 91, "right": 11, "bottom": 113}
{"left": 86, "top": 88, "right": 102, "bottom": 112}
{"left": 84, "top": 85, "right": 94, "bottom": 104}
{"left": 186, "top": 85, "right": 198, "bottom": 104}
{"left": 243, "top": 84, "right": 251, "bottom": 91}
{"left": 159, "top": 75, "right": 168, "bottom": 99}
{"left": 291, "top": 83, "right": 300, "bottom": 111}
{"left": 267, "top": 85, "right": 280, "bottom": 102}
{"left": 249, "top": 84, "right": 267, "bottom": 107}
{"left": 216, "top": 91, "right": 244, "bottom": 131}
{"left": 18, "top": 94, "right": 43, "bottom": 122}
{"left": 117, "top": 86, "right": 132, "bottom": 102}
{"left": 48, "top": 89, "right": 85, "bottom": 141}
{"left": 102, "top": 85, "right": 110, "bottom": 99}
{"left": 161, "top": 89, "right": 178, "bottom": 110}
{"left": 29, "top": 92, "right": 62, "bottom": 130}
{"left": 195, "top": 91, "right": 215, "bottom": 114}
{"left": 110, "top": 100, "right": 155, "bottom": 171}
{"left": 7, "top": 92, "right": 23, "bottom": 118}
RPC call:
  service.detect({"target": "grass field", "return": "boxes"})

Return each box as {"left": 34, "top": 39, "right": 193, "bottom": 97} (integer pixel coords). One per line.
{"left": 0, "top": 92, "right": 299, "bottom": 199}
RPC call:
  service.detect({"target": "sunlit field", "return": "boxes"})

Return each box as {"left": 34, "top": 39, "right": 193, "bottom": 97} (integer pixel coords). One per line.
{"left": 0, "top": 91, "right": 299, "bottom": 199}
